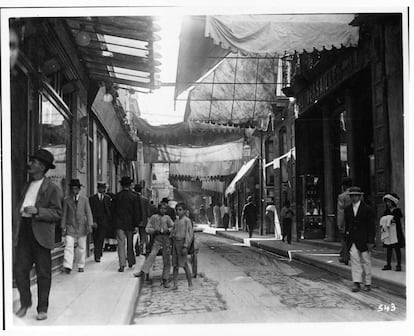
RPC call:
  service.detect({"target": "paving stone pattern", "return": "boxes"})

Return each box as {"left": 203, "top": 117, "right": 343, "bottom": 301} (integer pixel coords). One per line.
{"left": 204, "top": 235, "right": 405, "bottom": 315}
{"left": 132, "top": 259, "right": 226, "bottom": 323}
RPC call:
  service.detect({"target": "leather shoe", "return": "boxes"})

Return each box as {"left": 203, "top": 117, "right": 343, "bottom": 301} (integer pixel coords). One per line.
{"left": 364, "top": 285, "right": 371, "bottom": 292}
{"left": 382, "top": 265, "right": 391, "bottom": 271}
{"left": 95, "top": 258, "right": 101, "bottom": 262}
{"left": 15, "top": 305, "right": 31, "bottom": 318}
{"left": 396, "top": 265, "right": 402, "bottom": 272}
{"left": 134, "top": 270, "right": 145, "bottom": 277}
{"left": 163, "top": 280, "right": 171, "bottom": 288}
{"left": 36, "top": 311, "right": 48, "bottom": 321}
{"left": 351, "top": 283, "right": 360, "bottom": 292}
{"left": 118, "top": 266, "right": 125, "bottom": 272}
{"left": 63, "top": 267, "right": 71, "bottom": 274}
{"left": 78, "top": 268, "right": 84, "bottom": 272}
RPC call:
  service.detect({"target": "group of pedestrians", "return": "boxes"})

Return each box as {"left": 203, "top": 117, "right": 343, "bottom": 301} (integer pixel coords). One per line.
{"left": 13, "top": 148, "right": 195, "bottom": 321}
{"left": 203, "top": 202, "right": 231, "bottom": 230}
{"left": 336, "top": 177, "right": 405, "bottom": 293}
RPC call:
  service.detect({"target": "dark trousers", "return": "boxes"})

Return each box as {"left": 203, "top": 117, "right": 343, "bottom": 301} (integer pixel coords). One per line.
{"left": 92, "top": 225, "right": 106, "bottom": 259}
{"left": 386, "top": 245, "right": 402, "bottom": 266}
{"left": 134, "top": 226, "right": 148, "bottom": 256}
{"left": 116, "top": 229, "right": 135, "bottom": 267}
{"left": 247, "top": 222, "right": 255, "bottom": 238}
{"left": 282, "top": 219, "right": 292, "bottom": 243}
{"left": 15, "top": 218, "right": 52, "bottom": 313}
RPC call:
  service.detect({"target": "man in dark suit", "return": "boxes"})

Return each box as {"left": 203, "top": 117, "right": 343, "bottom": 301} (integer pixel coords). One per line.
{"left": 89, "top": 182, "right": 112, "bottom": 262}
{"left": 242, "top": 196, "right": 258, "bottom": 238}
{"left": 133, "top": 184, "right": 149, "bottom": 256}
{"left": 344, "top": 186, "right": 376, "bottom": 292}
{"left": 111, "top": 176, "right": 142, "bottom": 272}
{"left": 13, "top": 149, "right": 63, "bottom": 321}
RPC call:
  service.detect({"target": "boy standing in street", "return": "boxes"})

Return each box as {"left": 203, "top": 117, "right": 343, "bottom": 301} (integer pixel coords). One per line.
{"left": 134, "top": 203, "right": 174, "bottom": 288}
{"left": 170, "top": 202, "right": 194, "bottom": 290}
{"left": 61, "top": 179, "right": 94, "bottom": 273}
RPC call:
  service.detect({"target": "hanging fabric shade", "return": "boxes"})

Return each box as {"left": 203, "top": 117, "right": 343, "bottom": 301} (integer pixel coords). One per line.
{"left": 135, "top": 116, "right": 250, "bottom": 146}
{"left": 143, "top": 139, "right": 244, "bottom": 163}
{"left": 205, "top": 14, "right": 359, "bottom": 55}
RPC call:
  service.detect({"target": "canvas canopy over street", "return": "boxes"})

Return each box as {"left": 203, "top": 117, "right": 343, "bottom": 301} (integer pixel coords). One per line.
{"left": 205, "top": 14, "right": 359, "bottom": 55}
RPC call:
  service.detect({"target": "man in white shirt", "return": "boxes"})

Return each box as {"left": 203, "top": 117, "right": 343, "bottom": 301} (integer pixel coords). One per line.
{"left": 344, "top": 186, "right": 376, "bottom": 292}
{"left": 13, "top": 149, "right": 63, "bottom": 321}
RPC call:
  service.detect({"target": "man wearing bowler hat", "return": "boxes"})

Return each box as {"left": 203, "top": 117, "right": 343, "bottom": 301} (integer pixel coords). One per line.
{"left": 112, "top": 176, "right": 142, "bottom": 272}
{"left": 13, "top": 149, "right": 63, "bottom": 321}
{"left": 344, "top": 186, "right": 376, "bottom": 292}
{"left": 89, "top": 182, "right": 112, "bottom": 262}
{"left": 61, "top": 179, "right": 93, "bottom": 274}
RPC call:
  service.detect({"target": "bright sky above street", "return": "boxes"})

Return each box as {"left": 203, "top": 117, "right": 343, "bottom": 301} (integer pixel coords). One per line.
{"left": 137, "top": 15, "right": 187, "bottom": 125}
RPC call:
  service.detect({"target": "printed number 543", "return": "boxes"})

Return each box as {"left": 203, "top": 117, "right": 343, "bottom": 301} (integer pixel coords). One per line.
{"left": 377, "top": 303, "right": 396, "bottom": 312}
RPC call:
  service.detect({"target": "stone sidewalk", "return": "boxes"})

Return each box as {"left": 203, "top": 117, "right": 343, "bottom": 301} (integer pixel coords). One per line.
{"left": 11, "top": 250, "right": 145, "bottom": 327}
{"left": 210, "top": 227, "right": 405, "bottom": 297}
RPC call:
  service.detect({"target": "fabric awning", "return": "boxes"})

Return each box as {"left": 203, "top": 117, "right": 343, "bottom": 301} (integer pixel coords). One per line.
{"left": 205, "top": 14, "right": 359, "bottom": 55}
{"left": 92, "top": 86, "right": 137, "bottom": 160}
{"left": 202, "top": 180, "right": 225, "bottom": 193}
{"left": 175, "top": 16, "right": 229, "bottom": 99}
{"left": 135, "top": 117, "right": 248, "bottom": 146}
{"left": 143, "top": 139, "right": 244, "bottom": 163}
{"left": 225, "top": 156, "right": 258, "bottom": 196}
{"left": 169, "top": 160, "right": 243, "bottom": 178}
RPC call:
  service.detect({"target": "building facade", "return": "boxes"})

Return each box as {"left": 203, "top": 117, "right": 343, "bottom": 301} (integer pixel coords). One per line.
{"left": 286, "top": 14, "right": 404, "bottom": 242}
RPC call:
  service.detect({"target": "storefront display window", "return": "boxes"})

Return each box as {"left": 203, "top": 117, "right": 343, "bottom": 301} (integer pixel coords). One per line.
{"left": 39, "top": 93, "right": 70, "bottom": 244}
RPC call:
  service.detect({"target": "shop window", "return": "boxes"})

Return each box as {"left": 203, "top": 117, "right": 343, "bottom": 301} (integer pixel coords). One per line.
{"left": 97, "top": 131, "right": 104, "bottom": 181}
{"left": 39, "top": 94, "right": 70, "bottom": 245}
{"left": 339, "top": 111, "right": 350, "bottom": 178}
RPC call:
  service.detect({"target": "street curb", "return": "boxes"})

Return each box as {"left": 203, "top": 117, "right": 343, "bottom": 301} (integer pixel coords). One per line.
{"left": 216, "top": 231, "right": 406, "bottom": 298}
{"left": 110, "top": 256, "right": 145, "bottom": 325}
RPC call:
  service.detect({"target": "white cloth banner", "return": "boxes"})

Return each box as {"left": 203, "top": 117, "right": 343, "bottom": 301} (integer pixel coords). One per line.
{"left": 144, "top": 139, "right": 243, "bottom": 163}
{"left": 205, "top": 14, "right": 359, "bottom": 55}
{"left": 265, "top": 147, "right": 296, "bottom": 169}
{"left": 170, "top": 160, "right": 243, "bottom": 177}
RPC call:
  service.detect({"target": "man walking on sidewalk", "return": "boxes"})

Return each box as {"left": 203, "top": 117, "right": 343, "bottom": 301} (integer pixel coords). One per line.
{"left": 13, "top": 149, "right": 63, "bottom": 321}
{"left": 344, "top": 186, "right": 376, "bottom": 292}
{"left": 112, "top": 176, "right": 141, "bottom": 272}
{"left": 89, "top": 182, "right": 112, "bottom": 262}
{"left": 242, "top": 196, "right": 258, "bottom": 238}
{"left": 61, "top": 179, "right": 94, "bottom": 274}
{"left": 337, "top": 177, "right": 353, "bottom": 265}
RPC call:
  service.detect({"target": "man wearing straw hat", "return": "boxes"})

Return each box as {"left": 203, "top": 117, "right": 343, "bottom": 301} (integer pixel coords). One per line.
{"left": 13, "top": 149, "right": 63, "bottom": 321}
{"left": 61, "top": 179, "right": 94, "bottom": 274}
{"left": 344, "top": 186, "right": 376, "bottom": 292}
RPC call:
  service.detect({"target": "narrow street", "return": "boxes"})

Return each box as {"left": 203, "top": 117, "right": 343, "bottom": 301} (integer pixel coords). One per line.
{"left": 131, "top": 233, "right": 406, "bottom": 324}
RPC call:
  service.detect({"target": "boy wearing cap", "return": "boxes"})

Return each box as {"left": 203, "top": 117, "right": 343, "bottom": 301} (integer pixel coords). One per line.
{"left": 61, "top": 179, "right": 94, "bottom": 274}
{"left": 344, "top": 186, "right": 376, "bottom": 292}
{"left": 89, "top": 182, "right": 112, "bottom": 262}
{"left": 13, "top": 149, "right": 63, "bottom": 321}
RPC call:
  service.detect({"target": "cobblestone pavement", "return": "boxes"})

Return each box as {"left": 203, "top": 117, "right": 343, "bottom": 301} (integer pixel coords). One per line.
{"left": 131, "top": 262, "right": 226, "bottom": 323}
{"left": 131, "top": 233, "right": 406, "bottom": 323}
